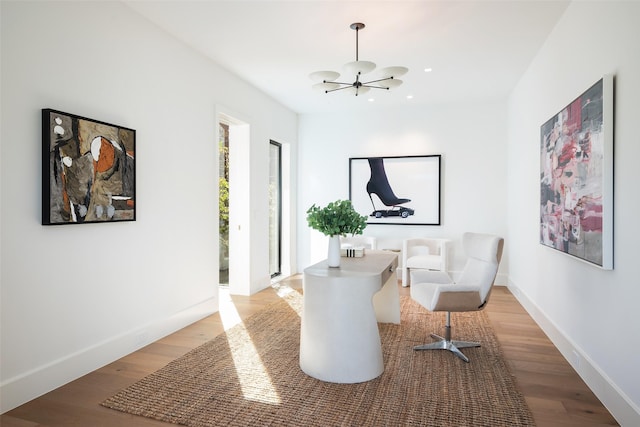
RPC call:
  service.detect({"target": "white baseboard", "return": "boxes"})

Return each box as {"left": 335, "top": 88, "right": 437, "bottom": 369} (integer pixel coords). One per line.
{"left": 0, "top": 297, "right": 217, "bottom": 414}
{"left": 507, "top": 279, "right": 640, "bottom": 426}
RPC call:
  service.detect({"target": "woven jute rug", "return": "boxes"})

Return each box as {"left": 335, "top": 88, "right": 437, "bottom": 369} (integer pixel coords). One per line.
{"left": 102, "top": 291, "right": 535, "bottom": 426}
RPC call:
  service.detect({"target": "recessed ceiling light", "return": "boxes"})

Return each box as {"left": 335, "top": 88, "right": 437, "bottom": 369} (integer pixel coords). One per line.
{"left": 407, "top": 95, "right": 414, "bottom": 99}
{"left": 368, "top": 98, "right": 375, "bottom": 102}
{"left": 424, "top": 68, "right": 433, "bottom": 73}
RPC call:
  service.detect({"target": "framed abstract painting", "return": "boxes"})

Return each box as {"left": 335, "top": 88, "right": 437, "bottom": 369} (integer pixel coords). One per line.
{"left": 349, "top": 155, "right": 441, "bottom": 226}
{"left": 539, "top": 75, "right": 613, "bottom": 269}
{"left": 42, "top": 109, "right": 136, "bottom": 225}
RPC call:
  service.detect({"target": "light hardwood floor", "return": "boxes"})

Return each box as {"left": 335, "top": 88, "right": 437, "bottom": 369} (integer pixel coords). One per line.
{"left": 1, "top": 276, "right": 618, "bottom": 426}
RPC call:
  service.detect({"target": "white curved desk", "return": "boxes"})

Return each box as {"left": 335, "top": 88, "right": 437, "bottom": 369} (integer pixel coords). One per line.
{"left": 299, "top": 251, "right": 399, "bottom": 383}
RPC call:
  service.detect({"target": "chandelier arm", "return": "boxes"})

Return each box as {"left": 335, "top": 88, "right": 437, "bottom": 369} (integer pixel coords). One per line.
{"left": 361, "top": 76, "right": 395, "bottom": 85}
{"left": 360, "top": 84, "right": 390, "bottom": 90}
{"left": 325, "top": 85, "right": 355, "bottom": 93}
{"left": 324, "top": 80, "right": 354, "bottom": 86}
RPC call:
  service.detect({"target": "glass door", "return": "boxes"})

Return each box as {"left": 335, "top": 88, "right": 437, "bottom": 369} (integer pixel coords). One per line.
{"left": 269, "top": 140, "right": 282, "bottom": 278}
{"left": 219, "top": 123, "right": 229, "bottom": 285}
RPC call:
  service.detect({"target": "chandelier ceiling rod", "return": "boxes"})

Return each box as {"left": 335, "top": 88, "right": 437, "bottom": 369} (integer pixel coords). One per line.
{"left": 353, "top": 22, "right": 362, "bottom": 62}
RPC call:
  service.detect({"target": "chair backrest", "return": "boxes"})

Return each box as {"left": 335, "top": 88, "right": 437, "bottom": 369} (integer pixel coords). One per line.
{"left": 456, "top": 232, "right": 504, "bottom": 304}
{"left": 403, "top": 238, "right": 443, "bottom": 257}
{"left": 408, "top": 245, "right": 430, "bottom": 257}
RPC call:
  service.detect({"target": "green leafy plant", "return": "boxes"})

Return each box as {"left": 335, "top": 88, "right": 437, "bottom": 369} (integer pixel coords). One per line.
{"left": 306, "top": 200, "right": 368, "bottom": 237}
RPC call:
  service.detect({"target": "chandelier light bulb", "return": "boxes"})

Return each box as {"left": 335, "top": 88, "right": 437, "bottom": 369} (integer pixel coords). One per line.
{"left": 309, "top": 70, "right": 340, "bottom": 82}
{"left": 381, "top": 79, "right": 403, "bottom": 89}
{"left": 378, "top": 66, "right": 408, "bottom": 79}
{"left": 343, "top": 60, "right": 376, "bottom": 76}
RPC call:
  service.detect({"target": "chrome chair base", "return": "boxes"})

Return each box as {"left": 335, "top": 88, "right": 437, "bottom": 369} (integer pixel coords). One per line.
{"left": 413, "top": 333, "right": 480, "bottom": 363}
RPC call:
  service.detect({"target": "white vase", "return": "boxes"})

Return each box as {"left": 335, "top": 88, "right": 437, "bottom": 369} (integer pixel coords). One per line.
{"left": 327, "top": 235, "right": 341, "bottom": 268}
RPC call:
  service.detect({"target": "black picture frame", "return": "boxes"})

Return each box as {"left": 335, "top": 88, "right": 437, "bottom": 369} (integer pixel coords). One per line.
{"left": 349, "top": 155, "right": 441, "bottom": 226}
{"left": 42, "top": 109, "right": 136, "bottom": 225}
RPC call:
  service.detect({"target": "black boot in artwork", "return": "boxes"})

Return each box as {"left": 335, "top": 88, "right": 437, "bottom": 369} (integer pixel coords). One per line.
{"left": 366, "top": 158, "right": 412, "bottom": 218}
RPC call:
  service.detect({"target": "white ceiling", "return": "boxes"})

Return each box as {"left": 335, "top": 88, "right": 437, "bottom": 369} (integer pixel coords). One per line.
{"left": 123, "top": 0, "right": 570, "bottom": 114}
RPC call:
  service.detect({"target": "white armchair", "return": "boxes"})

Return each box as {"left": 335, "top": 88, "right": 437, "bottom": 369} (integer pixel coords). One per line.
{"left": 401, "top": 238, "right": 449, "bottom": 287}
{"left": 410, "top": 232, "right": 504, "bottom": 362}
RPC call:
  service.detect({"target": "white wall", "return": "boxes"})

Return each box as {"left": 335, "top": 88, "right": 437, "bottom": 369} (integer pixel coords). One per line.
{"left": 0, "top": 1, "right": 297, "bottom": 412}
{"left": 507, "top": 1, "right": 640, "bottom": 424}
{"left": 297, "top": 101, "right": 509, "bottom": 281}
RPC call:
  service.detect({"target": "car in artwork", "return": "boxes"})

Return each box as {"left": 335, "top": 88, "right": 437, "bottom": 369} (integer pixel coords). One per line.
{"left": 370, "top": 206, "right": 415, "bottom": 219}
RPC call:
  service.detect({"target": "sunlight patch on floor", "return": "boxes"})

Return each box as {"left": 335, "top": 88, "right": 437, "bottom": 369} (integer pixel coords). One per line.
{"left": 219, "top": 287, "right": 242, "bottom": 331}
{"left": 272, "top": 282, "right": 303, "bottom": 316}
{"left": 219, "top": 287, "right": 281, "bottom": 404}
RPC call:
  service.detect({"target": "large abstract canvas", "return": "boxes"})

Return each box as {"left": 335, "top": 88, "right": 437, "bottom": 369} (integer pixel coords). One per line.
{"left": 42, "top": 109, "right": 136, "bottom": 225}
{"left": 539, "top": 76, "right": 613, "bottom": 269}
{"left": 349, "top": 155, "right": 441, "bottom": 226}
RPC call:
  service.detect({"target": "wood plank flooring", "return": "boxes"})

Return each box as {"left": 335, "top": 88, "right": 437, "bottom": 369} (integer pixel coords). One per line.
{"left": 1, "top": 276, "right": 618, "bottom": 426}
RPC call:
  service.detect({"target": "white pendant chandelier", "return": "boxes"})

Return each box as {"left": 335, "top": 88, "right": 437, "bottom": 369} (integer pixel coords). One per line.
{"left": 310, "top": 22, "right": 408, "bottom": 96}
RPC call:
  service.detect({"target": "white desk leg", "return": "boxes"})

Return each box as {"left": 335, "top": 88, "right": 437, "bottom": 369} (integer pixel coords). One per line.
{"left": 300, "top": 275, "right": 384, "bottom": 383}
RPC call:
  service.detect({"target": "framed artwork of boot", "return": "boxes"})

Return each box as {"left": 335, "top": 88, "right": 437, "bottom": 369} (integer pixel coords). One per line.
{"left": 349, "top": 155, "right": 441, "bottom": 225}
